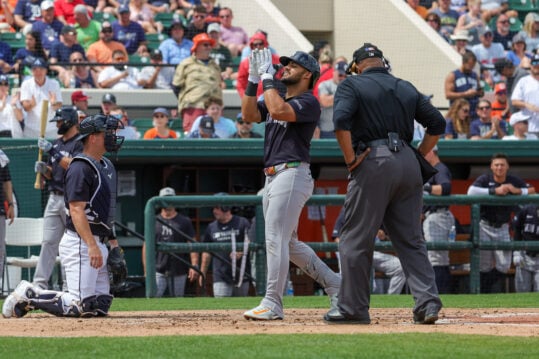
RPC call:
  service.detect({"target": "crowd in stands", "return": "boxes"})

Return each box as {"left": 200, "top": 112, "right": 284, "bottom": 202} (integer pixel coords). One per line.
{"left": 0, "top": 1, "right": 538, "bottom": 140}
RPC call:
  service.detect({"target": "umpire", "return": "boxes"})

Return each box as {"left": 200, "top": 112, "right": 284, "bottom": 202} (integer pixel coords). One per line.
{"left": 328, "top": 43, "right": 445, "bottom": 325}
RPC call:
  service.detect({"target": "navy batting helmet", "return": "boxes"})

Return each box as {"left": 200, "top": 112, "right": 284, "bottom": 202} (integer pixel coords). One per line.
{"left": 77, "top": 114, "right": 124, "bottom": 152}
{"left": 279, "top": 51, "right": 320, "bottom": 89}
{"left": 51, "top": 106, "right": 79, "bottom": 135}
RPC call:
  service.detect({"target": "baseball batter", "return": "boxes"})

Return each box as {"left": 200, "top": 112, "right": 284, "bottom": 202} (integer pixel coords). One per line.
{"left": 2, "top": 114, "right": 125, "bottom": 318}
{"left": 33, "top": 106, "right": 83, "bottom": 291}
{"left": 512, "top": 204, "right": 539, "bottom": 292}
{"left": 241, "top": 48, "right": 340, "bottom": 320}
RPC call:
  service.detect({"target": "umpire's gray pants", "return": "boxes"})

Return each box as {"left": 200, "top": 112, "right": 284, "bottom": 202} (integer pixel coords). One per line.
{"left": 338, "top": 145, "right": 441, "bottom": 319}
{"left": 33, "top": 194, "right": 66, "bottom": 289}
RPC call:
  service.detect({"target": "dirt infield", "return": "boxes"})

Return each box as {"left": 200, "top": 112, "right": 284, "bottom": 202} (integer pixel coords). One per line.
{"left": 1, "top": 308, "right": 539, "bottom": 337}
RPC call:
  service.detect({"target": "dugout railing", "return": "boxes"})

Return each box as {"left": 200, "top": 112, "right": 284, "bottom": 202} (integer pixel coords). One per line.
{"left": 143, "top": 194, "right": 539, "bottom": 297}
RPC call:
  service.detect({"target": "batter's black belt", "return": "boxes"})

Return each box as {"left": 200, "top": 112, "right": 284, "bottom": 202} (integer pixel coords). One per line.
{"left": 50, "top": 190, "right": 64, "bottom": 196}
{"left": 480, "top": 219, "right": 506, "bottom": 228}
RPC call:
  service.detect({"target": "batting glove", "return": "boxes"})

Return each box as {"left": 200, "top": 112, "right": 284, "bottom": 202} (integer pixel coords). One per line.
{"left": 257, "top": 48, "right": 276, "bottom": 80}
{"left": 34, "top": 161, "right": 48, "bottom": 175}
{"left": 37, "top": 137, "right": 53, "bottom": 152}
{"left": 513, "top": 252, "right": 522, "bottom": 267}
{"left": 248, "top": 49, "right": 260, "bottom": 83}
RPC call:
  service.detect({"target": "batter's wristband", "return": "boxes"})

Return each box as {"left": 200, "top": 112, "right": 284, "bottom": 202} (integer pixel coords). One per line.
{"left": 245, "top": 82, "right": 258, "bottom": 97}
{"left": 262, "top": 79, "right": 275, "bottom": 92}
{"left": 488, "top": 187, "right": 495, "bottom": 195}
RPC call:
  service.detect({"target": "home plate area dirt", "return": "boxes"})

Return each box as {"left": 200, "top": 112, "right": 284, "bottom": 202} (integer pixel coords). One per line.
{"left": 1, "top": 308, "right": 538, "bottom": 337}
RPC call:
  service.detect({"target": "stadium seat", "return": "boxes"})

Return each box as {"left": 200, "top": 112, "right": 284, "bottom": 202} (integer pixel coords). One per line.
{"left": 146, "top": 33, "right": 169, "bottom": 50}
{"left": 92, "top": 12, "right": 117, "bottom": 23}
{"left": 129, "top": 54, "right": 150, "bottom": 65}
{"left": 1, "top": 32, "right": 26, "bottom": 55}
{"left": 508, "top": 0, "right": 539, "bottom": 21}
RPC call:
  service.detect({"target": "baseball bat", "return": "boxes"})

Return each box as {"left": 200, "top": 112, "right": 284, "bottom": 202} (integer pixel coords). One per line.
{"left": 34, "top": 100, "right": 49, "bottom": 190}
{"left": 318, "top": 205, "right": 331, "bottom": 259}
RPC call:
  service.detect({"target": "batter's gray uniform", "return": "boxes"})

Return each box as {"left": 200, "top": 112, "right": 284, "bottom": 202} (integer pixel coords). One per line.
{"left": 333, "top": 53, "right": 445, "bottom": 321}
{"left": 33, "top": 136, "right": 82, "bottom": 290}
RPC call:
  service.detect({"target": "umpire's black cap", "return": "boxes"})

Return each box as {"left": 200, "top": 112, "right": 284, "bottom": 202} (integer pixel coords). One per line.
{"left": 348, "top": 43, "right": 384, "bottom": 73}
{"left": 279, "top": 51, "right": 320, "bottom": 88}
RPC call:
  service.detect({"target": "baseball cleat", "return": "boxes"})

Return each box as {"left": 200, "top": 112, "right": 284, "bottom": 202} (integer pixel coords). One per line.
{"left": 327, "top": 293, "right": 339, "bottom": 317}
{"left": 243, "top": 305, "right": 283, "bottom": 321}
{"left": 2, "top": 281, "right": 35, "bottom": 318}
{"left": 413, "top": 302, "right": 440, "bottom": 324}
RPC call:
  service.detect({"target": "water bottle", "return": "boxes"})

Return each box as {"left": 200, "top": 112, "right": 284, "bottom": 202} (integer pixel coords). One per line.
{"left": 448, "top": 225, "right": 456, "bottom": 242}
{"left": 285, "top": 280, "right": 294, "bottom": 296}
{"left": 69, "top": 76, "right": 76, "bottom": 89}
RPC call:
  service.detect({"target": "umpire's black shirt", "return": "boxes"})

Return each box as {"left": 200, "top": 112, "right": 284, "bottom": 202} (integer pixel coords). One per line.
{"left": 333, "top": 67, "right": 445, "bottom": 149}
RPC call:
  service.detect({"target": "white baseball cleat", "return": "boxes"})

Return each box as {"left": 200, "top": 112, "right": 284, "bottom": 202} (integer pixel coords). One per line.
{"left": 243, "top": 305, "right": 283, "bottom": 321}
{"left": 2, "top": 280, "right": 34, "bottom": 318}
{"left": 327, "top": 293, "right": 339, "bottom": 317}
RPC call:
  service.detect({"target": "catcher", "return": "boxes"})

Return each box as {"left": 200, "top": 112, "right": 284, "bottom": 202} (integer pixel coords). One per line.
{"left": 3, "top": 114, "right": 127, "bottom": 318}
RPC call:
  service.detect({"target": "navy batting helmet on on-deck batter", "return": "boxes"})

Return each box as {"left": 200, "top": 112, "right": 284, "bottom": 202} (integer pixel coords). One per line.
{"left": 77, "top": 114, "right": 125, "bottom": 153}
{"left": 50, "top": 106, "right": 79, "bottom": 135}
{"left": 279, "top": 51, "right": 320, "bottom": 88}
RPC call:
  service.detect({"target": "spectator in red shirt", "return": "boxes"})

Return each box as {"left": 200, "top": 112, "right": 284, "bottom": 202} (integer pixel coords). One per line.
{"left": 54, "top": 0, "right": 85, "bottom": 25}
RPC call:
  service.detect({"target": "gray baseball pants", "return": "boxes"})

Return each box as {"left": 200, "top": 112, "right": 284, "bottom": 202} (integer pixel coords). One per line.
{"left": 338, "top": 145, "right": 441, "bottom": 319}
{"left": 260, "top": 163, "right": 340, "bottom": 318}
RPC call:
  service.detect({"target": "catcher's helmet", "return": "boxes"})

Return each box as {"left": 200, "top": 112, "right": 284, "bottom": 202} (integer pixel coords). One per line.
{"left": 50, "top": 106, "right": 79, "bottom": 135}
{"left": 77, "top": 114, "right": 124, "bottom": 152}
{"left": 279, "top": 51, "right": 320, "bottom": 89}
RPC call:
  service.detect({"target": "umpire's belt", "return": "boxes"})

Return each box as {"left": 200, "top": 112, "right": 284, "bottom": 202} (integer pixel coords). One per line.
{"left": 264, "top": 161, "right": 301, "bottom": 176}
{"left": 66, "top": 229, "right": 108, "bottom": 243}
{"left": 480, "top": 219, "right": 506, "bottom": 228}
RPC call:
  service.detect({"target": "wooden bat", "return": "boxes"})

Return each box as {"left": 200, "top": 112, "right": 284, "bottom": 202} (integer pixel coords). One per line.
{"left": 34, "top": 100, "right": 49, "bottom": 190}
{"left": 317, "top": 205, "right": 331, "bottom": 259}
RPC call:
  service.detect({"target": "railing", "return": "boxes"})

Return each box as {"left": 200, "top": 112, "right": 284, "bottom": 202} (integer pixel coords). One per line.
{"left": 143, "top": 194, "right": 539, "bottom": 297}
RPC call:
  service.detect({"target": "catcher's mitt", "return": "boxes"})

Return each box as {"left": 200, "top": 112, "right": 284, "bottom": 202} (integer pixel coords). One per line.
{"left": 108, "top": 246, "right": 127, "bottom": 289}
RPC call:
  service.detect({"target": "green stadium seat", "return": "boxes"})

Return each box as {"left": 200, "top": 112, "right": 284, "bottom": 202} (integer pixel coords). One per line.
{"left": 128, "top": 54, "right": 150, "bottom": 65}
{"left": 146, "top": 33, "right": 169, "bottom": 50}
{"left": 1, "top": 32, "right": 26, "bottom": 55}
{"left": 508, "top": 0, "right": 539, "bottom": 21}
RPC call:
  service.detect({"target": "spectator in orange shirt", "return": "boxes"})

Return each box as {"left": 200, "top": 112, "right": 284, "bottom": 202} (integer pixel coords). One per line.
{"left": 143, "top": 107, "right": 178, "bottom": 139}
{"left": 406, "top": 0, "right": 429, "bottom": 19}
{"left": 491, "top": 82, "right": 510, "bottom": 122}
{"left": 86, "top": 22, "right": 128, "bottom": 72}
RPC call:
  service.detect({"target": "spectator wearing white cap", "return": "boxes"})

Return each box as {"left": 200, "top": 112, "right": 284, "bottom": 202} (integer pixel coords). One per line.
{"left": 511, "top": 53, "right": 539, "bottom": 135}
{"left": 503, "top": 112, "right": 537, "bottom": 140}
{"left": 31, "top": 1, "right": 64, "bottom": 52}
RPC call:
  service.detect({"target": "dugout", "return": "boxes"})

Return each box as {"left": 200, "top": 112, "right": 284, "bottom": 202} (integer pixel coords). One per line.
{"left": 2, "top": 139, "right": 539, "bottom": 294}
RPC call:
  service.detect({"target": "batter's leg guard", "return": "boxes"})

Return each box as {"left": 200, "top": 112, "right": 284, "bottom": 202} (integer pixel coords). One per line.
{"left": 95, "top": 294, "right": 113, "bottom": 316}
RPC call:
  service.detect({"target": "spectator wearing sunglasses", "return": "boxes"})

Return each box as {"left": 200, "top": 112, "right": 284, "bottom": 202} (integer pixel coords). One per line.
{"left": 231, "top": 112, "right": 262, "bottom": 139}
{"left": 218, "top": 7, "right": 248, "bottom": 57}
{"left": 97, "top": 49, "right": 141, "bottom": 90}
{"left": 184, "top": 5, "right": 208, "bottom": 40}
{"left": 86, "top": 22, "right": 128, "bottom": 72}
{"left": 470, "top": 99, "right": 507, "bottom": 139}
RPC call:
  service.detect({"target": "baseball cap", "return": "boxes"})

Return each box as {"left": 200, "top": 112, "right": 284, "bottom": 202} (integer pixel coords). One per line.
{"left": 236, "top": 112, "right": 243, "bottom": 122}
{"left": 207, "top": 22, "right": 221, "bottom": 33}
{"left": 71, "top": 90, "right": 89, "bottom": 102}
{"left": 478, "top": 26, "right": 493, "bottom": 37}
{"left": 190, "top": 33, "right": 216, "bottom": 53}
{"left": 280, "top": 51, "right": 319, "bottom": 75}
{"left": 494, "top": 82, "right": 507, "bottom": 94}
{"left": 512, "top": 33, "right": 526, "bottom": 44}
{"left": 118, "top": 4, "right": 130, "bottom": 13}
{"left": 170, "top": 20, "right": 185, "bottom": 30}
{"left": 531, "top": 53, "right": 539, "bottom": 66}
{"left": 0, "top": 74, "right": 8, "bottom": 84}
{"left": 102, "top": 93, "right": 116, "bottom": 104}
{"left": 31, "top": 57, "right": 48, "bottom": 69}
{"left": 334, "top": 61, "right": 348, "bottom": 75}
{"left": 61, "top": 25, "right": 77, "bottom": 35}
{"left": 74, "top": 4, "right": 89, "bottom": 15}
{"left": 153, "top": 107, "right": 169, "bottom": 117}
{"left": 150, "top": 49, "right": 163, "bottom": 60}
{"left": 159, "top": 187, "right": 176, "bottom": 197}
{"left": 351, "top": 43, "right": 384, "bottom": 64}
{"left": 199, "top": 115, "right": 215, "bottom": 135}
{"left": 509, "top": 111, "right": 530, "bottom": 126}
{"left": 494, "top": 57, "right": 514, "bottom": 73}
{"left": 40, "top": 0, "right": 54, "bottom": 11}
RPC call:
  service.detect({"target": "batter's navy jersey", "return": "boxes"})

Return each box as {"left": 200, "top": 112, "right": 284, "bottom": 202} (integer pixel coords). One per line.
{"left": 64, "top": 155, "right": 116, "bottom": 237}
{"left": 155, "top": 213, "right": 195, "bottom": 275}
{"left": 257, "top": 91, "right": 319, "bottom": 167}
{"left": 202, "top": 215, "right": 252, "bottom": 284}
{"left": 47, "top": 136, "right": 83, "bottom": 193}
{"left": 472, "top": 173, "right": 529, "bottom": 224}
{"left": 333, "top": 67, "right": 445, "bottom": 149}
